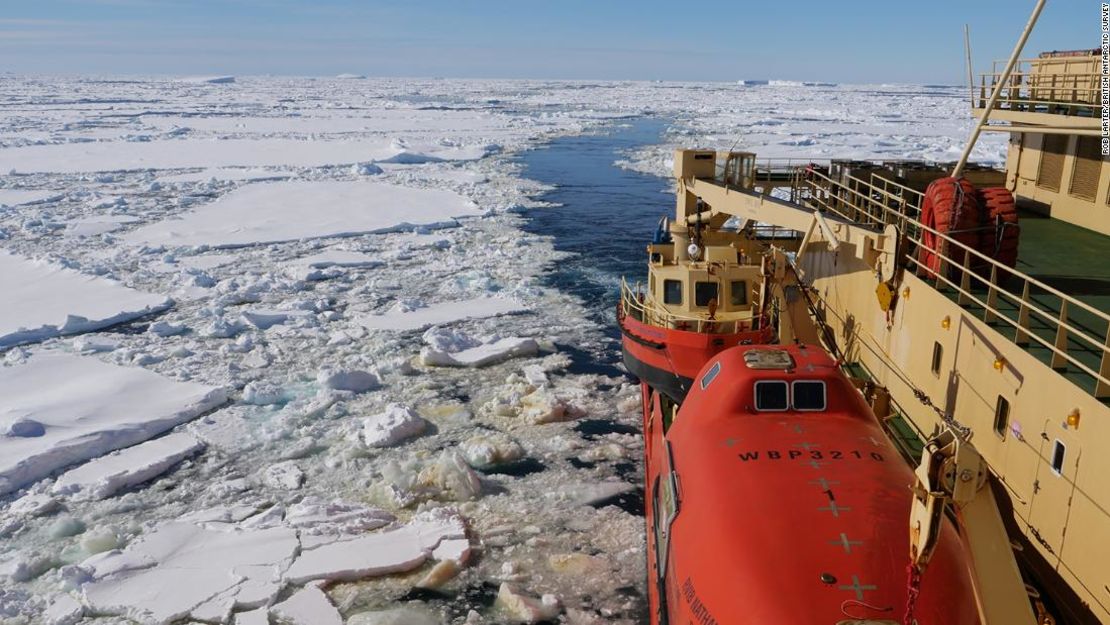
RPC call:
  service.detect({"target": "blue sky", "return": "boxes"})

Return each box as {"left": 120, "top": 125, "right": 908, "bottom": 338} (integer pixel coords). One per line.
{"left": 0, "top": 1, "right": 1093, "bottom": 83}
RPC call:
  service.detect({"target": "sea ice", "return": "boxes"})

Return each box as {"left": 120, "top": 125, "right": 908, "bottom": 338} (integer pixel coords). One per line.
{"left": 347, "top": 606, "right": 441, "bottom": 625}
{"left": 0, "top": 251, "right": 171, "bottom": 348}
{"left": 420, "top": 330, "right": 540, "bottom": 368}
{"left": 496, "top": 583, "right": 561, "bottom": 623}
{"left": 157, "top": 168, "right": 291, "bottom": 184}
{"left": 285, "top": 249, "right": 382, "bottom": 281}
{"left": 361, "top": 404, "right": 428, "bottom": 448}
{"left": 81, "top": 522, "right": 299, "bottom": 624}
{"left": 0, "top": 137, "right": 493, "bottom": 175}
{"left": 63, "top": 215, "right": 141, "bottom": 237}
{"left": 358, "top": 296, "right": 526, "bottom": 332}
{"left": 52, "top": 432, "right": 205, "bottom": 500}
{"left": 123, "top": 180, "right": 481, "bottom": 248}
{"left": 271, "top": 585, "right": 343, "bottom": 625}
{"left": 0, "top": 189, "right": 60, "bottom": 207}
{"left": 317, "top": 368, "right": 380, "bottom": 393}
{"left": 284, "top": 507, "right": 466, "bottom": 584}
{"left": 0, "top": 353, "right": 226, "bottom": 496}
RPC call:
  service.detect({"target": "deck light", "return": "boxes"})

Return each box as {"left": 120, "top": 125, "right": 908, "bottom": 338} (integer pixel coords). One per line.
{"left": 941, "top": 316, "right": 951, "bottom": 330}
{"left": 993, "top": 357, "right": 1006, "bottom": 372}
{"left": 1066, "top": 409, "right": 1081, "bottom": 429}
{"left": 902, "top": 287, "right": 910, "bottom": 299}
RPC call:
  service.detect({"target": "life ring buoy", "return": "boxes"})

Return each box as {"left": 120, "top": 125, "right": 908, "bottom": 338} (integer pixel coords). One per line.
{"left": 918, "top": 177, "right": 982, "bottom": 278}
{"left": 976, "top": 187, "right": 1020, "bottom": 271}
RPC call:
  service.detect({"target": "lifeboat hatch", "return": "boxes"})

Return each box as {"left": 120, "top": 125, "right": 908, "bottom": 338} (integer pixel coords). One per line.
{"left": 742, "top": 348, "right": 794, "bottom": 370}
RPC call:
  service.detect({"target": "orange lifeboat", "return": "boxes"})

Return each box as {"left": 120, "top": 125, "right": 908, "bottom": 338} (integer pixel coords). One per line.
{"left": 640, "top": 344, "right": 982, "bottom": 625}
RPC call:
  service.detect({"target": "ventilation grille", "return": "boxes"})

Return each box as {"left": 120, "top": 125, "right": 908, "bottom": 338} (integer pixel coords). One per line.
{"left": 1068, "top": 136, "right": 1102, "bottom": 201}
{"left": 1036, "top": 134, "right": 1068, "bottom": 191}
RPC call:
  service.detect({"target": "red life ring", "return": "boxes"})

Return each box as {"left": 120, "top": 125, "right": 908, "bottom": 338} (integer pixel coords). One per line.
{"left": 976, "top": 187, "right": 1020, "bottom": 270}
{"left": 918, "top": 177, "right": 983, "bottom": 278}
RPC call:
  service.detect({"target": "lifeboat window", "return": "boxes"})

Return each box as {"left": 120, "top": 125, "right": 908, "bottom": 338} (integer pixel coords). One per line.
{"left": 694, "top": 281, "right": 718, "bottom": 307}
{"left": 792, "top": 380, "right": 827, "bottom": 411}
{"left": 700, "top": 361, "right": 721, "bottom": 390}
{"left": 663, "top": 279, "right": 682, "bottom": 305}
{"left": 729, "top": 280, "right": 748, "bottom": 306}
{"left": 754, "top": 380, "right": 789, "bottom": 411}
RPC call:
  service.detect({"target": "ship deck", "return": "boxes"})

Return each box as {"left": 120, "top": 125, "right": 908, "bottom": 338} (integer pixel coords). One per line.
{"left": 932, "top": 209, "right": 1110, "bottom": 398}
{"left": 742, "top": 160, "right": 1110, "bottom": 400}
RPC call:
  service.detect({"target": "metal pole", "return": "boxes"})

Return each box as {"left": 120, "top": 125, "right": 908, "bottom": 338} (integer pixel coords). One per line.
{"left": 952, "top": 0, "right": 1046, "bottom": 178}
{"left": 964, "top": 25, "right": 975, "bottom": 107}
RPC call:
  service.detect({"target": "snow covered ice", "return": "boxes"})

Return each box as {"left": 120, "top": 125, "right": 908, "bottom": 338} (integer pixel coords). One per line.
{"left": 0, "top": 251, "right": 171, "bottom": 348}
{"left": 0, "top": 353, "right": 226, "bottom": 496}
{"left": 0, "top": 74, "right": 1004, "bottom": 624}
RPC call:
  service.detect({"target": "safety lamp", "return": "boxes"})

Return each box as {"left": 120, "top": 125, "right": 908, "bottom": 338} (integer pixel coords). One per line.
{"left": 993, "top": 357, "right": 1006, "bottom": 372}
{"left": 1067, "top": 409, "right": 1081, "bottom": 430}
{"left": 941, "top": 316, "right": 951, "bottom": 330}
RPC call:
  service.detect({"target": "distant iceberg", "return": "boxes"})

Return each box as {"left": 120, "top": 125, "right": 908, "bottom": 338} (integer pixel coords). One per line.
{"left": 738, "top": 79, "right": 838, "bottom": 87}
{"left": 336, "top": 73, "right": 366, "bottom": 79}
{"left": 768, "top": 80, "right": 838, "bottom": 87}
{"left": 179, "top": 75, "right": 235, "bottom": 84}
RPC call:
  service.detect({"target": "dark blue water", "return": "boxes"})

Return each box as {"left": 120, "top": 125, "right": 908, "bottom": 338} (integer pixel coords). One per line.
{"left": 518, "top": 118, "right": 671, "bottom": 364}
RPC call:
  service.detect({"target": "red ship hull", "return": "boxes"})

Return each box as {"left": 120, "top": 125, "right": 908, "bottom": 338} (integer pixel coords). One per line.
{"left": 618, "top": 304, "right": 772, "bottom": 402}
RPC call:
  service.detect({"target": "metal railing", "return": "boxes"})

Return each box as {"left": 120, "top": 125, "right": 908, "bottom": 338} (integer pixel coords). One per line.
{"left": 619, "top": 277, "right": 762, "bottom": 335}
{"left": 976, "top": 57, "right": 1102, "bottom": 117}
{"left": 790, "top": 168, "right": 1110, "bottom": 398}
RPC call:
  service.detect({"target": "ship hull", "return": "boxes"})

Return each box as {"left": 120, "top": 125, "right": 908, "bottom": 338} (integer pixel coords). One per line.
{"left": 618, "top": 304, "right": 771, "bottom": 402}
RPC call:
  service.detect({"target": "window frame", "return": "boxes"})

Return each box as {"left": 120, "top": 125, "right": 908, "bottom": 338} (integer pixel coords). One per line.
{"left": 753, "top": 380, "right": 790, "bottom": 412}
{"left": 694, "top": 281, "right": 719, "bottom": 307}
{"left": 931, "top": 342, "right": 943, "bottom": 376}
{"left": 662, "top": 279, "right": 682, "bottom": 305}
{"left": 729, "top": 280, "right": 748, "bottom": 307}
{"left": 993, "top": 395, "right": 1010, "bottom": 439}
{"left": 700, "top": 361, "right": 721, "bottom": 390}
{"left": 791, "top": 380, "right": 827, "bottom": 412}
{"left": 1050, "top": 439, "right": 1066, "bottom": 477}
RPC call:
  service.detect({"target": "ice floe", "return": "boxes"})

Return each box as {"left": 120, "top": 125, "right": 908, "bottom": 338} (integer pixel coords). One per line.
{"left": 0, "top": 353, "right": 226, "bottom": 496}
{"left": 51, "top": 432, "right": 204, "bottom": 500}
{"left": 0, "top": 250, "right": 171, "bottom": 348}
{"left": 419, "top": 326, "right": 539, "bottom": 368}
{"left": 123, "top": 180, "right": 481, "bottom": 248}
{"left": 0, "top": 137, "right": 495, "bottom": 174}
{"left": 359, "top": 295, "right": 526, "bottom": 332}
{"left": 361, "top": 403, "right": 429, "bottom": 448}
{"left": 285, "top": 249, "right": 383, "bottom": 281}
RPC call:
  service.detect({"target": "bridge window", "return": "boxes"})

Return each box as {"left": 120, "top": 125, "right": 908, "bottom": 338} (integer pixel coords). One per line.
{"left": 730, "top": 280, "right": 748, "bottom": 307}
{"left": 754, "top": 380, "right": 789, "bottom": 411}
{"left": 792, "top": 380, "right": 827, "bottom": 411}
{"left": 694, "top": 281, "right": 718, "bottom": 307}
{"left": 663, "top": 279, "right": 682, "bottom": 305}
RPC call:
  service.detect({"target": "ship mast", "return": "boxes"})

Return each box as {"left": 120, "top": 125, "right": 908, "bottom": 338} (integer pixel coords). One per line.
{"left": 952, "top": 0, "right": 1046, "bottom": 178}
